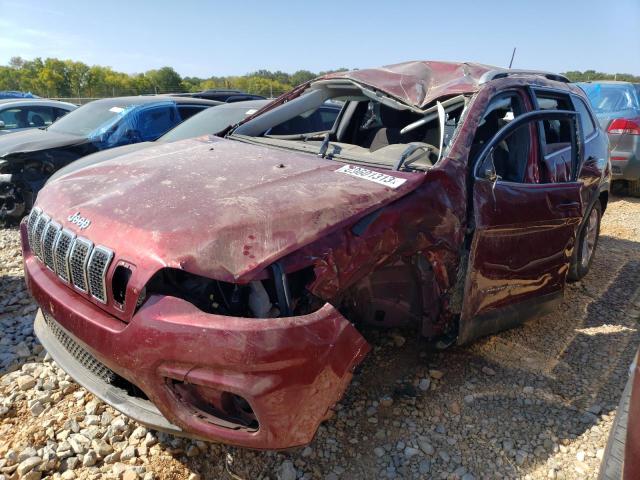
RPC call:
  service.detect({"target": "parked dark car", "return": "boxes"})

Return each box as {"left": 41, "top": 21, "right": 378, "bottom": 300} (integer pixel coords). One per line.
{"left": 48, "top": 100, "right": 342, "bottom": 183}
{"left": 579, "top": 81, "right": 640, "bottom": 196}
{"left": 0, "top": 98, "right": 76, "bottom": 136}
{"left": 0, "top": 96, "right": 219, "bottom": 221}
{"left": 172, "top": 89, "right": 265, "bottom": 103}
{"left": 46, "top": 100, "right": 271, "bottom": 183}
{"left": 22, "top": 61, "right": 610, "bottom": 449}
{"left": 599, "top": 351, "right": 640, "bottom": 480}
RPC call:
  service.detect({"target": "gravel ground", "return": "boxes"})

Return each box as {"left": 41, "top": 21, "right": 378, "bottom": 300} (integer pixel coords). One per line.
{"left": 0, "top": 195, "right": 639, "bottom": 480}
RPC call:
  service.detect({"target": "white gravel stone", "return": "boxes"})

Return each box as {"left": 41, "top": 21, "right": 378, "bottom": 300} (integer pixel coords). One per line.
{"left": 16, "top": 456, "right": 42, "bottom": 476}
{"left": 277, "top": 460, "right": 297, "bottom": 480}
{"left": 418, "top": 378, "right": 431, "bottom": 391}
{"left": 17, "top": 375, "right": 36, "bottom": 391}
{"left": 120, "top": 445, "right": 137, "bottom": 461}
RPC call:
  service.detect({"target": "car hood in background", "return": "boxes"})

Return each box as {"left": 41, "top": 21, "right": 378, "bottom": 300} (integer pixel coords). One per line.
{"left": 37, "top": 136, "right": 425, "bottom": 282}
{"left": 47, "top": 142, "right": 153, "bottom": 184}
{"left": 0, "top": 128, "right": 86, "bottom": 158}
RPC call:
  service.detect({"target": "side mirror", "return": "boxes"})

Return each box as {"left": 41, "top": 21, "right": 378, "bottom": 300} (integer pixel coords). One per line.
{"left": 484, "top": 168, "right": 498, "bottom": 182}
{"left": 479, "top": 149, "right": 500, "bottom": 181}
{"left": 0, "top": 120, "right": 5, "bottom": 129}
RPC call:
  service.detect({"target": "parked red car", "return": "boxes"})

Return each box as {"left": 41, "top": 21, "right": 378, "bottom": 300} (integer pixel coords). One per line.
{"left": 21, "top": 61, "right": 610, "bottom": 449}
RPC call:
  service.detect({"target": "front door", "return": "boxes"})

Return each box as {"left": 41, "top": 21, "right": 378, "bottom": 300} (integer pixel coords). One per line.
{"left": 458, "top": 110, "right": 584, "bottom": 344}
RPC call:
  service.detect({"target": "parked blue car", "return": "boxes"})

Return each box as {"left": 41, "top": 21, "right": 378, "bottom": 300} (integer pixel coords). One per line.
{"left": 0, "top": 91, "right": 39, "bottom": 99}
{"left": 0, "top": 95, "right": 220, "bottom": 221}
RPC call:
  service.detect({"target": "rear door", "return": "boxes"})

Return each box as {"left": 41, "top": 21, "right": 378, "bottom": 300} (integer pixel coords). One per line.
{"left": 458, "top": 110, "right": 583, "bottom": 344}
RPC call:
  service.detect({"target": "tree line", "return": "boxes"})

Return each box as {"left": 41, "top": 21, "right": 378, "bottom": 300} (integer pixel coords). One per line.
{"left": 563, "top": 70, "right": 640, "bottom": 83}
{"left": 0, "top": 57, "right": 346, "bottom": 99}
{"left": 0, "top": 56, "right": 638, "bottom": 99}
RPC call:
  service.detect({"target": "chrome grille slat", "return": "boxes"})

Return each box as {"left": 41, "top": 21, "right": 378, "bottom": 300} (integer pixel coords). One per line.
{"left": 88, "top": 247, "right": 113, "bottom": 303}
{"left": 32, "top": 214, "right": 50, "bottom": 260}
{"left": 69, "top": 237, "right": 93, "bottom": 293}
{"left": 53, "top": 229, "right": 75, "bottom": 283}
{"left": 26, "top": 207, "right": 42, "bottom": 249}
{"left": 42, "top": 222, "right": 61, "bottom": 271}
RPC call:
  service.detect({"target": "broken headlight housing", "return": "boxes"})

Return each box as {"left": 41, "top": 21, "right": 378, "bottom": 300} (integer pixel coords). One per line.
{"left": 141, "top": 265, "right": 323, "bottom": 318}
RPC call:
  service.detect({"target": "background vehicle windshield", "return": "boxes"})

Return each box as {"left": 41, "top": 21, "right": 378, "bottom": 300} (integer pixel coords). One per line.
{"left": 579, "top": 83, "right": 640, "bottom": 114}
{"left": 48, "top": 101, "right": 135, "bottom": 137}
{"left": 160, "top": 100, "right": 267, "bottom": 142}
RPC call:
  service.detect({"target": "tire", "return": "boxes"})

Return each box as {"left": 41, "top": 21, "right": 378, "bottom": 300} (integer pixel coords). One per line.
{"left": 628, "top": 179, "right": 640, "bottom": 198}
{"left": 0, "top": 181, "right": 26, "bottom": 225}
{"left": 567, "top": 200, "right": 602, "bottom": 282}
{"left": 611, "top": 180, "right": 626, "bottom": 196}
{"left": 598, "top": 371, "right": 632, "bottom": 480}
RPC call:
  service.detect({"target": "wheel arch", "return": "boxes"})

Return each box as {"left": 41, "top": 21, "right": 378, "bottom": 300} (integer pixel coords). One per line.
{"left": 599, "top": 190, "right": 609, "bottom": 213}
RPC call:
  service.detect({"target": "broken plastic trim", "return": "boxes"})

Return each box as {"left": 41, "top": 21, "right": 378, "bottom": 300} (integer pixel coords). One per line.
{"left": 400, "top": 95, "right": 467, "bottom": 135}
{"left": 270, "top": 262, "right": 292, "bottom": 316}
{"left": 310, "top": 79, "right": 420, "bottom": 112}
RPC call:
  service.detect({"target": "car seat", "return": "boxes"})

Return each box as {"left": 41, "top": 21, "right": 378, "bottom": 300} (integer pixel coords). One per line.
{"left": 15, "top": 110, "right": 28, "bottom": 128}
{"left": 31, "top": 114, "right": 45, "bottom": 127}
{"left": 363, "top": 105, "right": 423, "bottom": 152}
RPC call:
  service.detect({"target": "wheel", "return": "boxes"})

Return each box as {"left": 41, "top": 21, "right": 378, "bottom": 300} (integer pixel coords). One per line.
{"left": 567, "top": 200, "right": 602, "bottom": 282}
{"left": 0, "top": 181, "right": 26, "bottom": 225}
{"left": 611, "top": 180, "right": 626, "bottom": 196}
{"left": 598, "top": 371, "right": 632, "bottom": 480}
{"left": 628, "top": 179, "right": 640, "bottom": 198}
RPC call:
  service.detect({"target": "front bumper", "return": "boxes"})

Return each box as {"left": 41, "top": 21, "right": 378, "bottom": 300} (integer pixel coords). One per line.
{"left": 609, "top": 133, "right": 640, "bottom": 181}
{"left": 25, "top": 243, "right": 369, "bottom": 449}
{"left": 610, "top": 152, "right": 640, "bottom": 180}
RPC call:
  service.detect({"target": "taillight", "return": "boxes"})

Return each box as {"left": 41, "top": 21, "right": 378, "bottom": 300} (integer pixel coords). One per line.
{"left": 608, "top": 118, "right": 640, "bottom": 135}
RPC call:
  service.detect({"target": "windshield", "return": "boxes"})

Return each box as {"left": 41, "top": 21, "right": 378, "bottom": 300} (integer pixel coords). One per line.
{"left": 48, "top": 101, "right": 138, "bottom": 137}
{"left": 579, "top": 83, "right": 640, "bottom": 114}
{"left": 160, "top": 101, "right": 267, "bottom": 143}
{"left": 230, "top": 83, "right": 465, "bottom": 171}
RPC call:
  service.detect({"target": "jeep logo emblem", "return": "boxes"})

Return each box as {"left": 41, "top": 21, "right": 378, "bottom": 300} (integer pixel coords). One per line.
{"left": 68, "top": 212, "right": 91, "bottom": 230}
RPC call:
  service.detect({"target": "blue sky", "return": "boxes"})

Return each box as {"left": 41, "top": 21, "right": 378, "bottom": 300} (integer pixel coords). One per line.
{"left": 1, "top": 0, "right": 639, "bottom": 77}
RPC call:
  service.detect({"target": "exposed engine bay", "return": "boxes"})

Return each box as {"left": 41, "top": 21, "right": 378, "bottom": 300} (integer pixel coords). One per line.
{"left": 143, "top": 266, "right": 324, "bottom": 319}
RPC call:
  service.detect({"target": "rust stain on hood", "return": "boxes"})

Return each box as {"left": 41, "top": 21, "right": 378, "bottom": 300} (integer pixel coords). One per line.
{"left": 37, "top": 136, "right": 425, "bottom": 282}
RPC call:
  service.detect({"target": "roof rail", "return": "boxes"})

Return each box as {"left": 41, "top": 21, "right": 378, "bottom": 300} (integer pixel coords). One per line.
{"left": 479, "top": 69, "right": 570, "bottom": 84}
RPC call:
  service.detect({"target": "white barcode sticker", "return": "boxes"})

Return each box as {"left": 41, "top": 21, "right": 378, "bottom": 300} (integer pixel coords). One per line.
{"left": 335, "top": 165, "right": 406, "bottom": 189}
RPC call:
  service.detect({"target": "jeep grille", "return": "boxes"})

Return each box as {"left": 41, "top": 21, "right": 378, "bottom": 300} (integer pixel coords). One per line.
{"left": 26, "top": 209, "right": 114, "bottom": 305}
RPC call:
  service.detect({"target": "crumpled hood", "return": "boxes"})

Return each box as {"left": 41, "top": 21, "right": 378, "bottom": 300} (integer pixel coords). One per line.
{"left": 324, "top": 61, "right": 496, "bottom": 109}
{"left": 0, "top": 128, "right": 86, "bottom": 158}
{"left": 37, "top": 136, "right": 424, "bottom": 282}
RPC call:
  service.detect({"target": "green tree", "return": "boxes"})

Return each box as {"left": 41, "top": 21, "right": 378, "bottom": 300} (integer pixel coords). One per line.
{"left": 144, "top": 66, "right": 183, "bottom": 94}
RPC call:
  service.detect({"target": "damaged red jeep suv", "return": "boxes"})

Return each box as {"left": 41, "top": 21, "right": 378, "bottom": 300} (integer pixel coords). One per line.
{"left": 21, "top": 61, "right": 610, "bottom": 449}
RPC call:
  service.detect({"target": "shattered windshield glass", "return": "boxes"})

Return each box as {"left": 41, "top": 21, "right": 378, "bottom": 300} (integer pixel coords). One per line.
{"left": 230, "top": 84, "right": 466, "bottom": 171}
